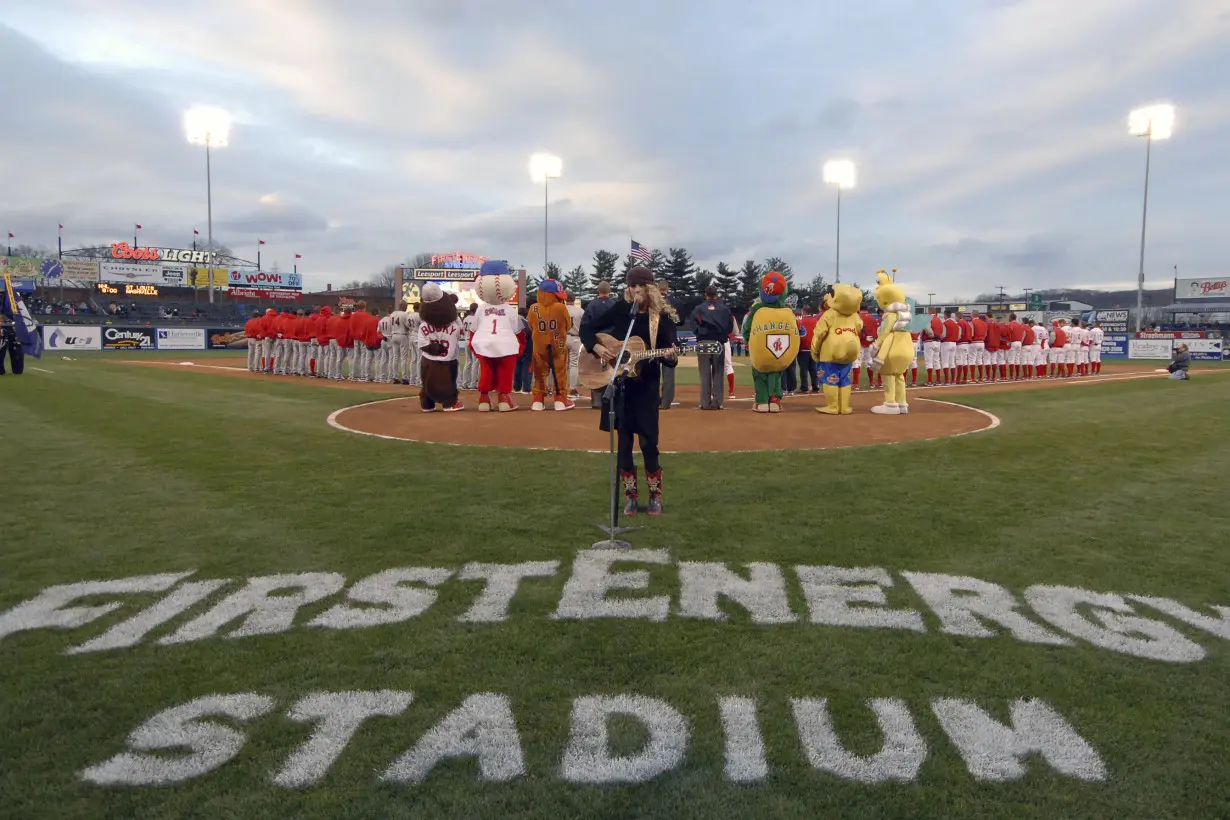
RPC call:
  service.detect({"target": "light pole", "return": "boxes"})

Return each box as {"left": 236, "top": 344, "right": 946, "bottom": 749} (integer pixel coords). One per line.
{"left": 529, "top": 153, "right": 562, "bottom": 276}
{"left": 185, "top": 106, "right": 232, "bottom": 303}
{"left": 927, "top": 293, "right": 935, "bottom": 310}
{"left": 823, "top": 160, "right": 857, "bottom": 283}
{"left": 1128, "top": 104, "right": 1175, "bottom": 333}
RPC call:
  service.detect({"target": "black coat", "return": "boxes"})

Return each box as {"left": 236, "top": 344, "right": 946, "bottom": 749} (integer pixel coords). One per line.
{"left": 580, "top": 300, "right": 678, "bottom": 438}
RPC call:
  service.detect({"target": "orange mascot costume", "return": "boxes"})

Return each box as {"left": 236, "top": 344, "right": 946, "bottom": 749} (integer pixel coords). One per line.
{"left": 528, "top": 278, "right": 575, "bottom": 411}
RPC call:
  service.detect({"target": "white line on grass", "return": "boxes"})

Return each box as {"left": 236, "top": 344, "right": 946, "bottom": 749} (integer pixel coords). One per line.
{"left": 29, "top": 367, "right": 54, "bottom": 373}
{"left": 326, "top": 396, "right": 1001, "bottom": 455}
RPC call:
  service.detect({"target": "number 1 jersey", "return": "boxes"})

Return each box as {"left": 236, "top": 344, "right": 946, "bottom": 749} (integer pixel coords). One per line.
{"left": 470, "top": 303, "right": 521, "bottom": 358}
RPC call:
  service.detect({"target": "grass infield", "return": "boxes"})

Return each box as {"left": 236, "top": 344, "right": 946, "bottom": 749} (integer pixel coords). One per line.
{"left": 1, "top": 354, "right": 1228, "bottom": 819}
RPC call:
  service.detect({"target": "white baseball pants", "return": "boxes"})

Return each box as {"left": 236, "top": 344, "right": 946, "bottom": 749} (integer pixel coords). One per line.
{"left": 956, "top": 343, "right": 970, "bottom": 367}
{"left": 261, "top": 338, "right": 275, "bottom": 371}
{"left": 246, "top": 338, "right": 259, "bottom": 371}
{"left": 1007, "top": 341, "right": 1023, "bottom": 365}
{"left": 1077, "top": 346, "right": 1090, "bottom": 365}
{"left": 567, "top": 336, "right": 582, "bottom": 392}
{"left": 923, "top": 341, "right": 941, "bottom": 371}
{"left": 1089, "top": 346, "right": 1102, "bottom": 363}
{"left": 940, "top": 341, "right": 956, "bottom": 370}
{"left": 391, "top": 335, "right": 409, "bottom": 381}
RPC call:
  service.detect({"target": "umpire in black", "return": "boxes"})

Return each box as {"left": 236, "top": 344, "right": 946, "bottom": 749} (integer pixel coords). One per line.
{"left": 689, "top": 285, "right": 733, "bottom": 410}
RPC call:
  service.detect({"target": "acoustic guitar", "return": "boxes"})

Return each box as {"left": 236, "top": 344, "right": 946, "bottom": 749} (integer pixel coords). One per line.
{"left": 577, "top": 332, "right": 717, "bottom": 391}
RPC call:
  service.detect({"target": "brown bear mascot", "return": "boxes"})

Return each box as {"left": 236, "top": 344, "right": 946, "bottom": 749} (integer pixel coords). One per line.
{"left": 414, "top": 282, "right": 465, "bottom": 412}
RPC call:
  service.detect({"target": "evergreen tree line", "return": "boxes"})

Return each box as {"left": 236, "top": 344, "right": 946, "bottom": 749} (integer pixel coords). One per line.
{"left": 532, "top": 248, "right": 876, "bottom": 320}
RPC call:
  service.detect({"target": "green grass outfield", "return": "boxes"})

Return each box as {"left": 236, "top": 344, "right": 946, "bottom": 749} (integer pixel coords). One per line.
{"left": 2, "top": 355, "right": 1229, "bottom": 819}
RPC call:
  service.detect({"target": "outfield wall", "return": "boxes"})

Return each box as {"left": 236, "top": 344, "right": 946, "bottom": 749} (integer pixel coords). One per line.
{"left": 41, "top": 325, "right": 244, "bottom": 352}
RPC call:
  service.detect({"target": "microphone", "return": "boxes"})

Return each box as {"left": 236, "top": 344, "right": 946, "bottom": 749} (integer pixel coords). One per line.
{"left": 629, "top": 299, "right": 640, "bottom": 317}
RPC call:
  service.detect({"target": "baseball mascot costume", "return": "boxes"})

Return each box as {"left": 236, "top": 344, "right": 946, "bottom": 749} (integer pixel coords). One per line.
{"left": 741, "top": 270, "right": 800, "bottom": 413}
{"left": 415, "top": 283, "right": 465, "bottom": 413}
{"left": 528, "top": 278, "right": 575, "bottom": 411}
{"left": 471, "top": 259, "right": 525, "bottom": 412}
{"left": 869, "top": 269, "right": 914, "bottom": 414}
{"left": 811, "top": 283, "right": 864, "bottom": 415}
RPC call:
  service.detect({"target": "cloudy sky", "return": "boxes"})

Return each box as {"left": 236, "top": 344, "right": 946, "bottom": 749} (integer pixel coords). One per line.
{"left": 2, "top": 0, "right": 1228, "bottom": 299}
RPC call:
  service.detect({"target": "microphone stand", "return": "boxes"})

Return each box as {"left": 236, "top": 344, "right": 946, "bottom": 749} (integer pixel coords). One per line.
{"left": 592, "top": 302, "right": 641, "bottom": 550}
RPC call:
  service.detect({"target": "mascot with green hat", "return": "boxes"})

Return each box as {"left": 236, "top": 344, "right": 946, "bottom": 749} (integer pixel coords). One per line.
{"left": 741, "top": 270, "right": 800, "bottom": 413}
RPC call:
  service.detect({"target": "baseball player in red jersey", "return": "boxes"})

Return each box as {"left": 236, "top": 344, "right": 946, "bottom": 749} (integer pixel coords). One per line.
{"left": 243, "top": 312, "right": 261, "bottom": 372}
{"left": 258, "top": 308, "right": 277, "bottom": 373}
{"left": 909, "top": 331, "right": 920, "bottom": 385}
{"left": 798, "top": 310, "right": 820, "bottom": 393}
{"left": 983, "top": 318, "right": 1001, "bottom": 382}
{"left": 856, "top": 308, "right": 880, "bottom": 389}
{"left": 941, "top": 309, "right": 960, "bottom": 385}
{"left": 956, "top": 311, "right": 973, "bottom": 384}
{"left": 1048, "top": 320, "right": 1066, "bottom": 377}
{"left": 923, "top": 309, "right": 943, "bottom": 386}
{"left": 1005, "top": 313, "right": 1025, "bottom": 380}
{"left": 1020, "top": 320, "right": 1036, "bottom": 380}
{"left": 314, "top": 306, "right": 333, "bottom": 378}
{"left": 970, "top": 313, "right": 987, "bottom": 382}
{"left": 997, "top": 318, "right": 1010, "bottom": 379}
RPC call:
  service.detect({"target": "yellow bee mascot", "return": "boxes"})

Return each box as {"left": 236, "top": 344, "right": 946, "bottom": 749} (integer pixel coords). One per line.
{"left": 810, "top": 283, "right": 864, "bottom": 415}
{"left": 869, "top": 268, "right": 914, "bottom": 414}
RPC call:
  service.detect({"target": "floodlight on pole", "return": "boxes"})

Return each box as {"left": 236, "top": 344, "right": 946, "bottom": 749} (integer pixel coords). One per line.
{"left": 1129, "top": 103, "right": 1175, "bottom": 332}
{"left": 823, "top": 159, "right": 856, "bottom": 283}
{"left": 529, "top": 152, "right": 562, "bottom": 276}
{"left": 185, "top": 106, "right": 232, "bottom": 303}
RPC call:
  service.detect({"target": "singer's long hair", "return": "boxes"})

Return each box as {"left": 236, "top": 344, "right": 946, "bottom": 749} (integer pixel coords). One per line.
{"left": 625, "top": 283, "right": 679, "bottom": 323}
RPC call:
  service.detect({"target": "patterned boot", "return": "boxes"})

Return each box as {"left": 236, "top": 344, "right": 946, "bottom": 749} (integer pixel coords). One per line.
{"left": 620, "top": 470, "right": 639, "bottom": 517}
{"left": 646, "top": 469, "right": 663, "bottom": 516}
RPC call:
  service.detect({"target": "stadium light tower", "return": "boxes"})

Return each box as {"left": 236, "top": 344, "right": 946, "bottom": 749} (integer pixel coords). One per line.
{"left": 1128, "top": 103, "right": 1175, "bottom": 332}
{"left": 184, "top": 106, "right": 232, "bottom": 303}
{"left": 823, "top": 159, "right": 856, "bottom": 283}
{"left": 529, "top": 153, "right": 562, "bottom": 276}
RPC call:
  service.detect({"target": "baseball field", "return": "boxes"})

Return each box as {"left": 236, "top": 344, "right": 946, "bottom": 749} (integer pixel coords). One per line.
{"left": 2, "top": 352, "right": 1229, "bottom": 819}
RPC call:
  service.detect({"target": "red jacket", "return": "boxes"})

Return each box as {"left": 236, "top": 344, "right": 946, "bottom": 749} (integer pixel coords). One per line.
{"left": 971, "top": 317, "right": 987, "bottom": 341}
{"left": 859, "top": 312, "right": 879, "bottom": 347}
{"left": 259, "top": 311, "right": 278, "bottom": 339}
{"left": 999, "top": 323, "right": 1011, "bottom": 350}
{"left": 326, "top": 312, "right": 352, "bottom": 347}
{"left": 315, "top": 308, "right": 334, "bottom": 344}
{"left": 799, "top": 315, "right": 819, "bottom": 350}
{"left": 243, "top": 317, "right": 261, "bottom": 339}
{"left": 958, "top": 319, "right": 973, "bottom": 343}
{"left": 925, "top": 314, "right": 944, "bottom": 342}
{"left": 1022, "top": 324, "right": 1035, "bottom": 345}
{"left": 942, "top": 318, "right": 960, "bottom": 342}
{"left": 1007, "top": 320, "right": 1026, "bottom": 343}
{"left": 985, "top": 322, "right": 1002, "bottom": 350}
{"left": 1053, "top": 326, "right": 1067, "bottom": 347}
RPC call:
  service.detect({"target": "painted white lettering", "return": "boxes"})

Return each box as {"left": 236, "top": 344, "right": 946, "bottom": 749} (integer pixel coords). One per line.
{"left": 158, "top": 573, "right": 346, "bottom": 645}
{"left": 553, "top": 550, "right": 670, "bottom": 621}
{"left": 67, "top": 580, "right": 229, "bottom": 654}
{"left": 796, "top": 566, "right": 925, "bottom": 632}
{"left": 932, "top": 698, "right": 1107, "bottom": 782}
{"left": 901, "top": 572, "right": 1070, "bottom": 645}
{"left": 677, "top": 562, "right": 797, "bottom": 623}
{"left": 0, "top": 572, "right": 194, "bottom": 643}
{"left": 308, "top": 568, "right": 451, "bottom": 630}
{"left": 1024, "top": 586, "right": 1205, "bottom": 663}
{"left": 718, "top": 696, "right": 768, "bottom": 782}
{"left": 457, "top": 561, "right": 559, "bottom": 623}
{"left": 1129, "top": 594, "right": 1230, "bottom": 641}
{"left": 791, "top": 698, "right": 925, "bottom": 782}
{"left": 80, "top": 693, "right": 276, "bottom": 785}
{"left": 382, "top": 694, "right": 524, "bottom": 783}
{"left": 273, "top": 690, "right": 413, "bottom": 788}
{"left": 561, "top": 695, "right": 689, "bottom": 784}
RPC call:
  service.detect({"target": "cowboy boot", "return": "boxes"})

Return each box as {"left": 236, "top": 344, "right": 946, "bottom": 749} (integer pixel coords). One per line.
{"left": 620, "top": 470, "right": 639, "bottom": 517}
{"left": 646, "top": 469, "right": 663, "bottom": 516}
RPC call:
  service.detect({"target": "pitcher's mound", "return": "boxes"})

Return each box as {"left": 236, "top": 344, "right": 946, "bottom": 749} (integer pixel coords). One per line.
{"left": 328, "top": 387, "right": 997, "bottom": 453}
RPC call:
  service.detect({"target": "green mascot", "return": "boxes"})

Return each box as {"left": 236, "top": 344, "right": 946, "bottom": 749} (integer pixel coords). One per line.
{"left": 741, "top": 270, "right": 800, "bottom": 413}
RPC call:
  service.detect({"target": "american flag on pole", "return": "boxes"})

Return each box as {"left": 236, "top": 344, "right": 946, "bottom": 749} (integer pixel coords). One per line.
{"left": 630, "top": 239, "right": 652, "bottom": 264}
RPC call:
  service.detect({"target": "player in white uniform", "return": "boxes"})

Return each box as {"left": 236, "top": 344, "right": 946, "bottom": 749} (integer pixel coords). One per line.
{"left": 375, "top": 312, "right": 394, "bottom": 383}
{"left": 1062, "top": 319, "right": 1077, "bottom": 377}
{"left": 388, "top": 303, "right": 409, "bottom": 384}
{"left": 459, "top": 306, "right": 479, "bottom": 390}
{"left": 1032, "top": 319, "right": 1048, "bottom": 378}
{"left": 566, "top": 296, "right": 585, "bottom": 397}
{"left": 1087, "top": 322, "right": 1104, "bottom": 374}
{"left": 1074, "top": 319, "right": 1090, "bottom": 376}
{"left": 406, "top": 305, "right": 423, "bottom": 386}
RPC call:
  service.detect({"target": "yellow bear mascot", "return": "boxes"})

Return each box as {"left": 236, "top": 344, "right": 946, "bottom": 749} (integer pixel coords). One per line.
{"left": 869, "top": 269, "right": 914, "bottom": 415}
{"left": 810, "top": 283, "right": 864, "bottom": 415}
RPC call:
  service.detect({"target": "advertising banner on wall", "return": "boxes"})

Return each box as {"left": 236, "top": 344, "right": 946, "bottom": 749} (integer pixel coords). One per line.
{"left": 1186, "top": 339, "right": 1224, "bottom": 360}
{"left": 41, "top": 325, "right": 102, "bottom": 351}
{"left": 62, "top": 259, "right": 100, "bottom": 281}
{"left": 227, "top": 287, "right": 300, "bottom": 301}
{"left": 1082, "top": 309, "right": 1130, "bottom": 333}
{"left": 101, "top": 327, "right": 156, "bottom": 350}
{"left": 1129, "top": 339, "right": 1174, "bottom": 359}
{"left": 1175, "top": 277, "right": 1229, "bottom": 300}
{"left": 1100, "top": 333, "right": 1129, "bottom": 357}
{"left": 155, "top": 328, "right": 205, "bottom": 350}
{"left": 228, "top": 270, "right": 302, "bottom": 290}
{"left": 100, "top": 262, "right": 188, "bottom": 286}
{"left": 206, "top": 328, "right": 248, "bottom": 350}
{"left": 189, "top": 267, "right": 231, "bottom": 287}
{"left": 1, "top": 256, "right": 45, "bottom": 282}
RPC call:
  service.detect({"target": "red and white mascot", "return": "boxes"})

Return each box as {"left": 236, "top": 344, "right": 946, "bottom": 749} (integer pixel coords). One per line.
{"left": 470, "top": 259, "right": 526, "bottom": 412}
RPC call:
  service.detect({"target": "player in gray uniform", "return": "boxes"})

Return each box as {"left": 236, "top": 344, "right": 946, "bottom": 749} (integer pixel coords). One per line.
{"left": 375, "top": 311, "right": 394, "bottom": 383}
{"left": 459, "top": 304, "right": 479, "bottom": 390}
{"left": 389, "top": 302, "right": 410, "bottom": 384}
{"left": 406, "top": 304, "right": 423, "bottom": 386}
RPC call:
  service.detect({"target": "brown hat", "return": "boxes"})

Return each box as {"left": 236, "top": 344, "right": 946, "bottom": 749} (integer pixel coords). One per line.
{"left": 627, "top": 266, "right": 654, "bottom": 286}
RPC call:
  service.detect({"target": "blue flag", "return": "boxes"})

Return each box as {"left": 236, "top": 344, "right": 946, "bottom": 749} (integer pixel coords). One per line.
{"left": 2, "top": 275, "right": 42, "bottom": 359}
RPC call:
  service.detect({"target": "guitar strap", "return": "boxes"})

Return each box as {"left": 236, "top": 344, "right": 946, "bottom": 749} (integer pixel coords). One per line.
{"left": 648, "top": 311, "right": 659, "bottom": 352}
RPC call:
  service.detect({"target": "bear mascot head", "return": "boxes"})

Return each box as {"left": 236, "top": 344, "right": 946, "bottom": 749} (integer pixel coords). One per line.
{"left": 476, "top": 259, "right": 516, "bottom": 305}
{"left": 417, "top": 282, "right": 461, "bottom": 410}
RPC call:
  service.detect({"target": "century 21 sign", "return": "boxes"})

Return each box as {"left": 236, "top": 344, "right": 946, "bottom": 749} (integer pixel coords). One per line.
{"left": 111, "top": 242, "right": 218, "bottom": 264}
